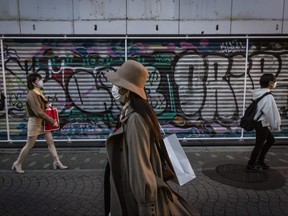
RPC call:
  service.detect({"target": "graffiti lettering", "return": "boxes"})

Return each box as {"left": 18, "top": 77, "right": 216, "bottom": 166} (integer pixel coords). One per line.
{"left": 1, "top": 39, "right": 287, "bottom": 141}
{"left": 220, "top": 40, "right": 245, "bottom": 54}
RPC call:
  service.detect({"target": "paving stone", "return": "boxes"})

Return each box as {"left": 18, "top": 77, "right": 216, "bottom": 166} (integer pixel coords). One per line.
{"left": 0, "top": 146, "right": 288, "bottom": 216}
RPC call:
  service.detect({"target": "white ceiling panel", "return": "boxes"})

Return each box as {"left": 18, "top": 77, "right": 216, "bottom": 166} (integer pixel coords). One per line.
{"left": 127, "top": 0, "right": 179, "bottom": 20}
{"left": 19, "top": 0, "right": 73, "bottom": 20}
{"left": 232, "top": 0, "right": 284, "bottom": 20}
{"left": 0, "top": 0, "right": 18, "bottom": 20}
{"left": 180, "top": 0, "right": 232, "bottom": 20}
{"left": 73, "top": 0, "right": 126, "bottom": 20}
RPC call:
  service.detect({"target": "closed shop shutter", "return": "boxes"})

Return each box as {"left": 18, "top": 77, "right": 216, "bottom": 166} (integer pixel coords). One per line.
{"left": 0, "top": 37, "right": 287, "bottom": 143}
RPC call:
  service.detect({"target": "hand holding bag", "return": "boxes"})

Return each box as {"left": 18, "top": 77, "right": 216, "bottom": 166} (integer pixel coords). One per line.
{"left": 159, "top": 124, "right": 196, "bottom": 186}
{"left": 44, "top": 106, "right": 60, "bottom": 131}
{"left": 156, "top": 139, "right": 176, "bottom": 182}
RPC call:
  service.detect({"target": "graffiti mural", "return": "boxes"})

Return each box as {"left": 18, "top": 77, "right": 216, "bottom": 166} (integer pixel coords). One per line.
{"left": 0, "top": 38, "right": 287, "bottom": 142}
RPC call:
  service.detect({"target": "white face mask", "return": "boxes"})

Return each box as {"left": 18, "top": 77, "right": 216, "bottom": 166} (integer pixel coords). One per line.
{"left": 111, "top": 85, "right": 121, "bottom": 100}
{"left": 111, "top": 85, "right": 129, "bottom": 103}
{"left": 33, "top": 79, "right": 44, "bottom": 88}
{"left": 273, "top": 81, "right": 277, "bottom": 89}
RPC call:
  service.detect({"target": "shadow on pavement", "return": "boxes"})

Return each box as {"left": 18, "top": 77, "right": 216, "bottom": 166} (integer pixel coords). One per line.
{"left": 202, "top": 161, "right": 286, "bottom": 190}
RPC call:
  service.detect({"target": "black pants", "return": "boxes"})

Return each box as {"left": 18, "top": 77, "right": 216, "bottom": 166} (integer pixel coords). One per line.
{"left": 248, "top": 125, "right": 275, "bottom": 166}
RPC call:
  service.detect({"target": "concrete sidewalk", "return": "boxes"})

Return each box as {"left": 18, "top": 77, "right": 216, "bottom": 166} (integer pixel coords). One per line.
{"left": 0, "top": 145, "right": 288, "bottom": 216}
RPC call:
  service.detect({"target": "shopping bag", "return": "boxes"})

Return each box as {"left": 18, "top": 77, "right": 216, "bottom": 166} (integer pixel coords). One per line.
{"left": 44, "top": 107, "right": 60, "bottom": 131}
{"left": 156, "top": 139, "right": 176, "bottom": 182}
{"left": 163, "top": 134, "right": 196, "bottom": 186}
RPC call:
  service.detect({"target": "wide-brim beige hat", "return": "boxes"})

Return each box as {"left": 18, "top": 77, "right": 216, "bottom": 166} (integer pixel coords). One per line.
{"left": 106, "top": 60, "right": 148, "bottom": 100}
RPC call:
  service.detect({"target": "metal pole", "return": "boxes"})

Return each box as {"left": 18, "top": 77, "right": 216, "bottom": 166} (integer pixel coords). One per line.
{"left": 240, "top": 37, "right": 250, "bottom": 140}
{"left": 0, "top": 39, "right": 11, "bottom": 143}
{"left": 125, "top": 35, "right": 127, "bottom": 61}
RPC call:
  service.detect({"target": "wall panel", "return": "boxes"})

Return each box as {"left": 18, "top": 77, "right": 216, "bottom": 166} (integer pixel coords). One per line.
{"left": 231, "top": 21, "right": 282, "bottom": 34}
{"left": 0, "top": 21, "right": 20, "bottom": 34}
{"left": 74, "top": 21, "right": 126, "bottom": 35}
{"left": 1, "top": 0, "right": 288, "bottom": 35}
{"left": 179, "top": 21, "right": 230, "bottom": 35}
{"left": 20, "top": 21, "right": 73, "bottom": 34}
{"left": 127, "top": 21, "right": 178, "bottom": 35}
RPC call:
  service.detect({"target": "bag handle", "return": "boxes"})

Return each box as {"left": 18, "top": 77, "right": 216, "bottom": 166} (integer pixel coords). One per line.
{"left": 255, "top": 92, "right": 272, "bottom": 103}
{"left": 158, "top": 122, "right": 166, "bottom": 135}
{"left": 156, "top": 122, "right": 166, "bottom": 152}
{"left": 46, "top": 105, "right": 56, "bottom": 119}
{"left": 254, "top": 92, "right": 272, "bottom": 120}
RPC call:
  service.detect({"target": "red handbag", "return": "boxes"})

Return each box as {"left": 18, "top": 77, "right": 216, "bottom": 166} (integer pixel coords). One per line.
{"left": 44, "top": 107, "right": 60, "bottom": 131}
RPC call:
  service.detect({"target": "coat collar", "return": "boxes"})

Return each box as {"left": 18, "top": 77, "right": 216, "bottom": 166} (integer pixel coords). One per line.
{"left": 108, "top": 106, "right": 135, "bottom": 137}
{"left": 120, "top": 105, "right": 135, "bottom": 123}
{"left": 32, "top": 87, "right": 47, "bottom": 101}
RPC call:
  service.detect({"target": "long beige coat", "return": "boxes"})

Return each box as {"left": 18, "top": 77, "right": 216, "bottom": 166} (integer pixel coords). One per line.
{"left": 105, "top": 107, "right": 199, "bottom": 216}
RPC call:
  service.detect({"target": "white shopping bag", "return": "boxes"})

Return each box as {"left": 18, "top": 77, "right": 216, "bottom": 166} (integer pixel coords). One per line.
{"left": 163, "top": 134, "right": 196, "bottom": 186}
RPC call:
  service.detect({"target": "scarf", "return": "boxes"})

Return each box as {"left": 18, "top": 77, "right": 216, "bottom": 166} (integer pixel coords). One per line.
{"left": 33, "top": 87, "right": 48, "bottom": 102}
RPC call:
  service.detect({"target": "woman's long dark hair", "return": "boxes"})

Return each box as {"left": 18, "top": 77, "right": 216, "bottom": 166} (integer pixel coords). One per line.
{"left": 128, "top": 92, "right": 162, "bottom": 143}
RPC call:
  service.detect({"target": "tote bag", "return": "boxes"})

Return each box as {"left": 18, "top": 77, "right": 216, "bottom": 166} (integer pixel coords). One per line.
{"left": 162, "top": 133, "right": 196, "bottom": 186}
{"left": 44, "top": 107, "right": 60, "bottom": 131}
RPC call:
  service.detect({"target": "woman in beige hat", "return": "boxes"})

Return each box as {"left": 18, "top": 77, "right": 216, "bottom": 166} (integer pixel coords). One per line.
{"left": 104, "top": 60, "right": 199, "bottom": 216}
